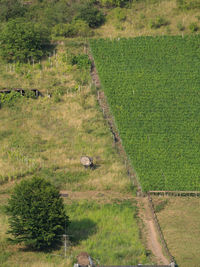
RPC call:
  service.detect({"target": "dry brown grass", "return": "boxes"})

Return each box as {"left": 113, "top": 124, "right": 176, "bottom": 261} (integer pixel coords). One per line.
{"left": 0, "top": 40, "right": 137, "bottom": 266}
{"left": 152, "top": 196, "right": 200, "bottom": 267}
{"left": 96, "top": 0, "right": 200, "bottom": 38}
{"left": 0, "top": 88, "right": 130, "bottom": 192}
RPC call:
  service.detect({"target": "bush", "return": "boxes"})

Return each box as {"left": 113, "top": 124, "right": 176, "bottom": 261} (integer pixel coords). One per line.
{"left": 149, "top": 16, "right": 169, "bottom": 29}
{"left": 154, "top": 199, "right": 168, "bottom": 213}
{"left": 177, "top": 22, "right": 185, "bottom": 31}
{"left": 52, "top": 23, "right": 76, "bottom": 38}
{"left": 76, "top": 4, "right": 105, "bottom": 28}
{"left": 72, "top": 19, "right": 93, "bottom": 37}
{"left": 70, "top": 54, "right": 92, "bottom": 69}
{"left": 99, "top": 0, "right": 129, "bottom": 7}
{"left": 0, "top": 91, "right": 22, "bottom": 107}
{"left": 189, "top": 22, "right": 199, "bottom": 32}
{"left": 0, "top": 18, "right": 51, "bottom": 63}
{"left": 0, "top": 0, "right": 26, "bottom": 22}
{"left": 6, "top": 177, "right": 69, "bottom": 250}
{"left": 113, "top": 7, "right": 126, "bottom": 22}
{"left": 176, "top": 0, "right": 200, "bottom": 10}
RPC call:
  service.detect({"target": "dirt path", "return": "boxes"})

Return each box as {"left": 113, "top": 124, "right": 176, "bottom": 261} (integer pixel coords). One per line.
{"left": 137, "top": 197, "right": 169, "bottom": 265}
{"left": 60, "top": 190, "right": 135, "bottom": 203}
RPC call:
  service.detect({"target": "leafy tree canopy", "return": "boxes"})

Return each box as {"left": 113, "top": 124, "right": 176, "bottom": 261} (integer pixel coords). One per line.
{"left": 0, "top": 0, "right": 26, "bottom": 22}
{"left": 76, "top": 3, "right": 105, "bottom": 28}
{"left": 0, "top": 18, "right": 51, "bottom": 62}
{"left": 6, "top": 177, "right": 69, "bottom": 250}
{"left": 98, "top": 0, "right": 130, "bottom": 7}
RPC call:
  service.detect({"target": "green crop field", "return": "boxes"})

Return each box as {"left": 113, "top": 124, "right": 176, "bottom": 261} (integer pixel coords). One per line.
{"left": 90, "top": 36, "right": 200, "bottom": 192}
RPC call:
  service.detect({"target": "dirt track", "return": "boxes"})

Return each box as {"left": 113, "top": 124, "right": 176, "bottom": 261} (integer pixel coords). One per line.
{"left": 137, "top": 197, "right": 169, "bottom": 265}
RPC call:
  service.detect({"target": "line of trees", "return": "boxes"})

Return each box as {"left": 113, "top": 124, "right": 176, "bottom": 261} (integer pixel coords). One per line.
{"left": 0, "top": 0, "right": 111, "bottom": 62}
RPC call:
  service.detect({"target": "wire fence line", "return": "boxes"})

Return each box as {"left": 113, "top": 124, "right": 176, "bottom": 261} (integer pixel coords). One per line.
{"left": 0, "top": 88, "right": 41, "bottom": 97}
{"left": 148, "top": 190, "right": 200, "bottom": 197}
{"left": 147, "top": 193, "right": 175, "bottom": 264}
{"left": 95, "top": 88, "right": 176, "bottom": 266}
{"left": 89, "top": 52, "right": 176, "bottom": 266}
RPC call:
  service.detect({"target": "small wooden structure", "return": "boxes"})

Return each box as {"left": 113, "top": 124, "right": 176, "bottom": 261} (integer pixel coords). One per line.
{"left": 80, "top": 156, "right": 93, "bottom": 168}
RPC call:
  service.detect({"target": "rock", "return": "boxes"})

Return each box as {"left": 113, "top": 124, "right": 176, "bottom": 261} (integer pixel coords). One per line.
{"left": 77, "top": 252, "right": 90, "bottom": 266}
{"left": 80, "top": 156, "right": 93, "bottom": 168}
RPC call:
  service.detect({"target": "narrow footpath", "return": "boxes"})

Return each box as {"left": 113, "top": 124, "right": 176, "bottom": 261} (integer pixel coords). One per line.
{"left": 137, "top": 197, "right": 169, "bottom": 265}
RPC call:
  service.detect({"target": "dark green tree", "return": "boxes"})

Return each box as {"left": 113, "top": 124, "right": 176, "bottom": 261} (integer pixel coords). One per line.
{"left": 0, "top": 0, "right": 26, "bottom": 22}
{"left": 6, "top": 177, "right": 69, "bottom": 250}
{"left": 76, "top": 3, "right": 105, "bottom": 28}
{"left": 98, "top": 0, "right": 130, "bottom": 7}
{"left": 0, "top": 18, "right": 50, "bottom": 63}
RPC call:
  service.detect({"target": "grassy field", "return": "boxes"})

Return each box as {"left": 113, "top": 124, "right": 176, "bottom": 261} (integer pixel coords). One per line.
{"left": 0, "top": 40, "right": 151, "bottom": 266}
{"left": 96, "top": 0, "right": 200, "bottom": 38}
{"left": 0, "top": 197, "right": 148, "bottom": 266}
{"left": 90, "top": 35, "right": 200, "bottom": 191}
{"left": 0, "top": 0, "right": 200, "bottom": 264}
{"left": 153, "top": 196, "right": 200, "bottom": 267}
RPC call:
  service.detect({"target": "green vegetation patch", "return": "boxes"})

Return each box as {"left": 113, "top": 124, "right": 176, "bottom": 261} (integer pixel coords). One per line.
{"left": 90, "top": 36, "right": 200, "bottom": 191}
{"left": 68, "top": 200, "right": 147, "bottom": 265}
{"left": 0, "top": 200, "right": 148, "bottom": 266}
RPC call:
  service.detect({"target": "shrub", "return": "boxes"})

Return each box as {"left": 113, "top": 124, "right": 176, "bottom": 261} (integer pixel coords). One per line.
{"left": 99, "top": 0, "right": 129, "bottom": 7}
{"left": 6, "top": 177, "right": 69, "bottom": 250}
{"left": 52, "top": 23, "right": 76, "bottom": 38}
{"left": 0, "top": 18, "right": 50, "bottom": 63}
{"left": 24, "top": 90, "right": 37, "bottom": 99}
{"left": 149, "top": 16, "right": 169, "bottom": 29}
{"left": 154, "top": 199, "right": 168, "bottom": 213}
{"left": 76, "top": 4, "right": 105, "bottom": 28}
{"left": 113, "top": 7, "right": 126, "bottom": 22}
{"left": 189, "top": 22, "right": 199, "bottom": 32}
{"left": 115, "top": 22, "right": 125, "bottom": 30}
{"left": 70, "top": 54, "right": 92, "bottom": 69}
{"left": 177, "top": 22, "right": 185, "bottom": 31}
{"left": 0, "top": 91, "right": 22, "bottom": 107}
{"left": 72, "top": 19, "right": 93, "bottom": 37}
{"left": 0, "top": 0, "right": 26, "bottom": 22}
{"left": 176, "top": 0, "right": 200, "bottom": 10}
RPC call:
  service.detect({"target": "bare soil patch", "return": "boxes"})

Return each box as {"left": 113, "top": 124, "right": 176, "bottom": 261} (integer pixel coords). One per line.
{"left": 137, "top": 197, "right": 169, "bottom": 265}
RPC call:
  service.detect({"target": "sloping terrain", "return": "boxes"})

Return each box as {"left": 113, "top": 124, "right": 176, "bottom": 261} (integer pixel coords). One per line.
{"left": 90, "top": 36, "right": 200, "bottom": 191}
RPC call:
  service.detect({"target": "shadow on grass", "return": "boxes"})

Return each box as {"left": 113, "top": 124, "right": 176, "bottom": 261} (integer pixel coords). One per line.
{"left": 68, "top": 218, "right": 97, "bottom": 245}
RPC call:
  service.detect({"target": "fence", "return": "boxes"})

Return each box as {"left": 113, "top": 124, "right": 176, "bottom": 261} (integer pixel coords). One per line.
{"left": 0, "top": 88, "right": 42, "bottom": 97}
{"left": 99, "top": 265, "right": 174, "bottom": 267}
{"left": 89, "top": 51, "right": 177, "bottom": 266}
{"left": 148, "top": 191, "right": 200, "bottom": 197}
{"left": 147, "top": 193, "right": 175, "bottom": 264}
{"left": 89, "top": 51, "right": 143, "bottom": 196}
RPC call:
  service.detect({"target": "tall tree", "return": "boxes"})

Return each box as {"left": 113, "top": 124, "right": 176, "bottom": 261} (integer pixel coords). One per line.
{"left": 0, "top": 0, "right": 26, "bottom": 22}
{"left": 0, "top": 18, "right": 50, "bottom": 62}
{"left": 6, "top": 177, "right": 69, "bottom": 250}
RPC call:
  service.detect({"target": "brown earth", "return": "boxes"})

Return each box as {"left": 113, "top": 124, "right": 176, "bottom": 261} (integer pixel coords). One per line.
{"left": 137, "top": 197, "right": 170, "bottom": 265}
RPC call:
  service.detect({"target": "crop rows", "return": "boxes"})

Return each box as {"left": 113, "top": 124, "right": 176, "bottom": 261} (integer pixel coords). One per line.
{"left": 90, "top": 36, "right": 200, "bottom": 191}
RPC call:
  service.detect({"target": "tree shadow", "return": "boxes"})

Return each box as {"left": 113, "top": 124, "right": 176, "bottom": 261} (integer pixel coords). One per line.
{"left": 68, "top": 218, "right": 97, "bottom": 245}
